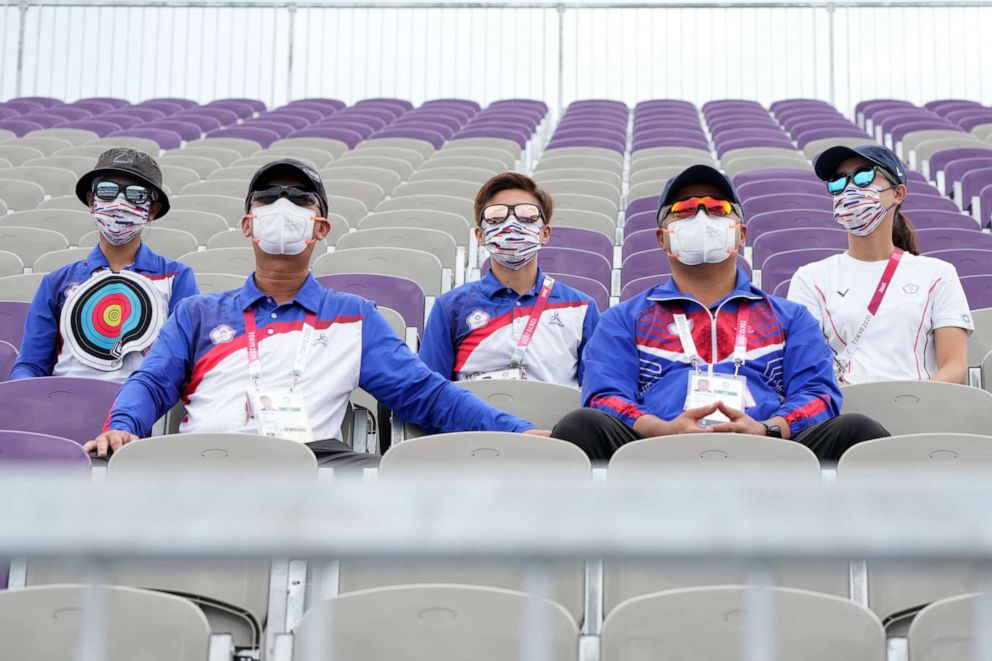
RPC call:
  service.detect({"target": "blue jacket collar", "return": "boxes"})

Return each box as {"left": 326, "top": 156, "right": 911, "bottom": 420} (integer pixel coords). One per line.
{"left": 646, "top": 265, "right": 764, "bottom": 308}
{"left": 480, "top": 266, "right": 549, "bottom": 298}
{"left": 85, "top": 242, "right": 158, "bottom": 273}
{"left": 239, "top": 272, "right": 323, "bottom": 312}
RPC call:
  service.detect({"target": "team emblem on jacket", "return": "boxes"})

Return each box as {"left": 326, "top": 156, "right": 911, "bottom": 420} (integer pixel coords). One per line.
{"left": 548, "top": 311, "right": 565, "bottom": 328}
{"left": 902, "top": 283, "right": 919, "bottom": 294}
{"left": 466, "top": 309, "right": 490, "bottom": 330}
{"left": 209, "top": 324, "right": 236, "bottom": 344}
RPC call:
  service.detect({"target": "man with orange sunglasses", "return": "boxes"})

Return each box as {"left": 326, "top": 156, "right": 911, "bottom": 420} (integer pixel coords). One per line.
{"left": 552, "top": 164, "right": 888, "bottom": 462}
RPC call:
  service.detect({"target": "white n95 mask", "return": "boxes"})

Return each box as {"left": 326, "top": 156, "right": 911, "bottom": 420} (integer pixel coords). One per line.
{"left": 664, "top": 209, "right": 739, "bottom": 266}
{"left": 249, "top": 197, "right": 320, "bottom": 255}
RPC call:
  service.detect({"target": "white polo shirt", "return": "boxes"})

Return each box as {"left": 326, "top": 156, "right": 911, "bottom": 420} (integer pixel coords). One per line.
{"left": 788, "top": 251, "right": 974, "bottom": 384}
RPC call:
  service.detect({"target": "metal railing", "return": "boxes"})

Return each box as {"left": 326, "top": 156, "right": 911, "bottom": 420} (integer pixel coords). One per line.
{"left": 2, "top": 0, "right": 992, "bottom": 116}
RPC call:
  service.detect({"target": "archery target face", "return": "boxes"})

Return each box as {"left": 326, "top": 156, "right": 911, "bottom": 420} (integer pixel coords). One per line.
{"left": 60, "top": 270, "right": 167, "bottom": 371}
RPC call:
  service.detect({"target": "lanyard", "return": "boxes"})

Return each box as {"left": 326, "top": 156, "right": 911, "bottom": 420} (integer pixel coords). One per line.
{"left": 509, "top": 275, "right": 556, "bottom": 368}
{"left": 673, "top": 304, "right": 751, "bottom": 376}
{"left": 244, "top": 309, "right": 318, "bottom": 390}
{"left": 836, "top": 248, "right": 903, "bottom": 373}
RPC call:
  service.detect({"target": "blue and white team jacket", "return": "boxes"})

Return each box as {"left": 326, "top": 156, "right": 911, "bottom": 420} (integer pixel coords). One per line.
{"left": 10, "top": 243, "right": 198, "bottom": 382}
{"left": 583, "top": 267, "right": 842, "bottom": 435}
{"left": 106, "top": 274, "right": 534, "bottom": 439}
{"left": 419, "top": 269, "right": 600, "bottom": 387}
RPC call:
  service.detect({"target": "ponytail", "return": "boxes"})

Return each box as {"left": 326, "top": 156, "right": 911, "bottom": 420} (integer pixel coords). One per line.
{"left": 892, "top": 206, "right": 920, "bottom": 255}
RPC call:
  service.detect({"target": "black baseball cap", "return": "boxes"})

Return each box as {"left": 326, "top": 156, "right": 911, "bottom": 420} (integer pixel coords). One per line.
{"left": 75, "top": 148, "right": 170, "bottom": 217}
{"left": 246, "top": 159, "right": 329, "bottom": 216}
{"left": 657, "top": 164, "right": 741, "bottom": 220}
{"left": 813, "top": 144, "right": 908, "bottom": 186}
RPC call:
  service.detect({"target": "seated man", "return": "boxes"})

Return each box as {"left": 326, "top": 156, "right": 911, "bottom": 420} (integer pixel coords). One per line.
{"left": 11, "top": 148, "right": 198, "bottom": 381}
{"left": 420, "top": 172, "right": 600, "bottom": 387}
{"left": 552, "top": 164, "right": 889, "bottom": 462}
{"left": 86, "top": 159, "right": 547, "bottom": 464}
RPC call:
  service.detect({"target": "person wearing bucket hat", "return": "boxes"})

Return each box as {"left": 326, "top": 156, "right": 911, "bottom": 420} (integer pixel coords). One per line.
{"left": 86, "top": 160, "right": 551, "bottom": 466}
{"left": 788, "top": 144, "right": 972, "bottom": 385}
{"left": 9, "top": 148, "right": 198, "bottom": 382}
{"left": 550, "top": 163, "right": 889, "bottom": 463}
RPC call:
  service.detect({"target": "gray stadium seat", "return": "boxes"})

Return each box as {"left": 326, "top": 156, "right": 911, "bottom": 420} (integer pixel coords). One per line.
{"left": 26, "top": 128, "right": 98, "bottom": 145}
{"left": 322, "top": 179, "right": 387, "bottom": 210}
{"left": 725, "top": 156, "right": 812, "bottom": 178}
{"left": 36, "top": 194, "right": 86, "bottom": 211}
{"left": 967, "top": 307, "right": 992, "bottom": 371}
{"left": 205, "top": 165, "right": 257, "bottom": 181}
{"left": 80, "top": 227, "right": 199, "bottom": 260}
{"left": 171, "top": 194, "right": 246, "bottom": 226}
{"left": 420, "top": 155, "right": 508, "bottom": 173}
{"left": 0, "top": 209, "right": 94, "bottom": 245}
{"left": 408, "top": 166, "right": 494, "bottom": 185}
{"left": 52, "top": 144, "right": 113, "bottom": 159}
{"left": 376, "top": 194, "right": 472, "bottom": 218}
{"left": 444, "top": 137, "right": 520, "bottom": 158}
{"left": 0, "top": 144, "right": 45, "bottom": 166}
{"left": 0, "top": 177, "right": 45, "bottom": 210}
{"left": 909, "top": 593, "right": 983, "bottom": 661}
{"left": 541, "top": 178, "right": 620, "bottom": 202}
{"left": 239, "top": 146, "right": 333, "bottom": 167}
{"left": 32, "top": 247, "right": 92, "bottom": 273}
{"left": 431, "top": 146, "right": 515, "bottom": 168}
{"left": 185, "top": 137, "right": 261, "bottom": 157}
{"left": 0, "top": 273, "right": 46, "bottom": 302}
{"left": 378, "top": 306, "right": 406, "bottom": 339}
{"left": 179, "top": 247, "right": 255, "bottom": 276}
{"left": 0, "top": 250, "right": 23, "bottom": 277}
{"left": 0, "top": 584, "right": 211, "bottom": 661}
{"left": 313, "top": 247, "right": 443, "bottom": 296}
{"left": 271, "top": 137, "right": 349, "bottom": 158}
{"left": 320, "top": 165, "right": 402, "bottom": 194}
{"left": 0, "top": 226, "right": 69, "bottom": 268}
{"left": 180, "top": 178, "right": 247, "bottom": 198}
{"left": 552, "top": 193, "right": 618, "bottom": 222}
{"left": 206, "top": 230, "right": 330, "bottom": 261}
{"left": 164, "top": 146, "right": 241, "bottom": 168}
{"left": 7, "top": 135, "right": 73, "bottom": 155}
{"left": 358, "top": 210, "right": 472, "bottom": 251}
{"left": 602, "top": 586, "right": 886, "bottom": 661}
{"left": 337, "top": 227, "right": 458, "bottom": 276}
{"left": 28, "top": 433, "right": 316, "bottom": 649}
{"left": 159, "top": 164, "right": 201, "bottom": 193}
{"left": 291, "top": 585, "right": 579, "bottom": 661}
{"left": 194, "top": 272, "right": 246, "bottom": 294}
{"left": 840, "top": 381, "right": 992, "bottom": 435}
{"left": 85, "top": 136, "right": 160, "bottom": 155}
{"left": 22, "top": 154, "right": 93, "bottom": 177}
{"left": 554, "top": 208, "right": 618, "bottom": 238}
{"left": 339, "top": 146, "right": 423, "bottom": 169}
{"left": 391, "top": 179, "right": 477, "bottom": 200}
{"left": 323, "top": 194, "right": 368, "bottom": 224}
{"left": 359, "top": 137, "right": 435, "bottom": 159}
{"left": 158, "top": 152, "right": 224, "bottom": 178}
{"left": 152, "top": 209, "right": 229, "bottom": 244}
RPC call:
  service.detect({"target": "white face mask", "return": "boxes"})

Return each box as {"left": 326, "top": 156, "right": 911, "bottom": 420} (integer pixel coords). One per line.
{"left": 483, "top": 217, "right": 544, "bottom": 271}
{"left": 664, "top": 209, "right": 739, "bottom": 266}
{"left": 92, "top": 195, "right": 150, "bottom": 246}
{"left": 249, "top": 197, "right": 319, "bottom": 255}
{"left": 833, "top": 183, "right": 896, "bottom": 237}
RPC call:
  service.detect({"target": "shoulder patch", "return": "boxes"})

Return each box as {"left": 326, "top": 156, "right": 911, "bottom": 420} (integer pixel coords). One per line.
{"left": 209, "top": 324, "right": 236, "bottom": 344}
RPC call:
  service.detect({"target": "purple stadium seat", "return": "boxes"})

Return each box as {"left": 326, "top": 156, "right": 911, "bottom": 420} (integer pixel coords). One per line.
{"left": 762, "top": 248, "right": 843, "bottom": 294}
{"left": 632, "top": 137, "right": 711, "bottom": 152}
{"left": 551, "top": 227, "right": 614, "bottom": 264}
{"left": 620, "top": 251, "right": 753, "bottom": 292}
{"left": 71, "top": 99, "right": 123, "bottom": 114}
{"left": 635, "top": 128, "right": 708, "bottom": 143}
{"left": 902, "top": 210, "right": 979, "bottom": 231}
{"left": 746, "top": 209, "right": 835, "bottom": 240}
{"left": 240, "top": 120, "right": 293, "bottom": 139}
{"left": 144, "top": 120, "right": 202, "bottom": 141}
{"left": 554, "top": 127, "right": 626, "bottom": 142}
{"left": 901, "top": 194, "right": 959, "bottom": 213}
{"left": 925, "top": 100, "right": 982, "bottom": 115}
{"left": 18, "top": 113, "right": 68, "bottom": 128}
{"left": 390, "top": 121, "right": 455, "bottom": 140}
{"left": 743, "top": 193, "right": 830, "bottom": 218}
{"left": 780, "top": 115, "right": 850, "bottom": 133}
{"left": 455, "top": 127, "right": 530, "bottom": 148}
{"left": 0, "top": 377, "right": 120, "bottom": 444}
{"left": 1, "top": 99, "right": 46, "bottom": 113}
{"left": 737, "top": 179, "right": 825, "bottom": 200}
{"left": 0, "top": 430, "right": 90, "bottom": 466}
{"left": 712, "top": 127, "right": 788, "bottom": 144}
{"left": 205, "top": 126, "right": 280, "bottom": 148}
{"left": 269, "top": 106, "right": 324, "bottom": 123}
{"left": 916, "top": 228, "right": 992, "bottom": 253}
{"left": 957, "top": 112, "right": 992, "bottom": 132}
{"left": 316, "top": 273, "right": 425, "bottom": 332}
{"left": 716, "top": 137, "right": 796, "bottom": 157}
{"left": 33, "top": 106, "right": 91, "bottom": 121}
{"left": 331, "top": 113, "right": 392, "bottom": 131}
{"left": 0, "top": 119, "right": 45, "bottom": 136}
{"left": 927, "top": 249, "right": 992, "bottom": 277}
{"left": 15, "top": 96, "right": 61, "bottom": 108}
{"left": 137, "top": 99, "right": 185, "bottom": 115}
{"left": 170, "top": 113, "right": 223, "bottom": 132}
{"left": 288, "top": 98, "right": 346, "bottom": 112}
{"left": 177, "top": 106, "right": 238, "bottom": 126}
{"left": 150, "top": 97, "right": 198, "bottom": 110}
{"left": 622, "top": 229, "right": 662, "bottom": 261}
{"left": 0, "top": 108, "right": 17, "bottom": 120}
{"left": 483, "top": 247, "right": 612, "bottom": 291}
{"left": 423, "top": 98, "right": 481, "bottom": 112}
{"left": 107, "top": 107, "right": 166, "bottom": 122}
{"left": 93, "top": 113, "right": 143, "bottom": 129}
{"left": 108, "top": 128, "right": 182, "bottom": 149}
{"left": 257, "top": 112, "right": 310, "bottom": 130}
{"left": 60, "top": 119, "right": 121, "bottom": 137}
{"left": 733, "top": 168, "right": 820, "bottom": 187}
{"left": 547, "top": 273, "right": 609, "bottom": 311}
{"left": 889, "top": 119, "right": 957, "bottom": 145}
{"left": 960, "top": 275, "right": 992, "bottom": 309}
{"left": 210, "top": 98, "right": 267, "bottom": 114}
{"left": 357, "top": 97, "right": 414, "bottom": 113}
{"left": 939, "top": 155, "right": 992, "bottom": 196}
{"left": 960, "top": 168, "right": 992, "bottom": 213}
{"left": 289, "top": 126, "right": 363, "bottom": 148}
{"left": 0, "top": 301, "right": 28, "bottom": 349}
{"left": 620, "top": 274, "right": 670, "bottom": 301}
{"left": 624, "top": 210, "right": 659, "bottom": 238}
{"left": 627, "top": 196, "right": 659, "bottom": 218}
{"left": 751, "top": 228, "right": 848, "bottom": 268}
{"left": 0, "top": 340, "right": 15, "bottom": 381}
{"left": 634, "top": 118, "right": 706, "bottom": 134}
{"left": 795, "top": 127, "right": 873, "bottom": 148}
{"left": 979, "top": 184, "right": 992, "bottom": 228}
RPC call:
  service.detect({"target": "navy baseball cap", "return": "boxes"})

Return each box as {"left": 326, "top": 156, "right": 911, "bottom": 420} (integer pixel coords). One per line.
{"left": 813, "top": 144, "right": 908, "bottom": 186}
{"left": 657, "top": 164, "right": 741, "bottom": 220}
{"left": 246, "top": 159, "right": 329, "bottom": 215}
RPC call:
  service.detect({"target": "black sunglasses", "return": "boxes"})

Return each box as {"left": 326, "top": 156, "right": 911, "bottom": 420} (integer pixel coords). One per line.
{"left": 826, "top": 166, "right": 897, "bottom": 195}
{"left": 92, "top": 180, "right": 158, "bottom": 205}
{"left": 250, "top": 185, "right": 321, "bottom": 208}
{"left": 480, "top": 203, "right": 544, "bottom": 225}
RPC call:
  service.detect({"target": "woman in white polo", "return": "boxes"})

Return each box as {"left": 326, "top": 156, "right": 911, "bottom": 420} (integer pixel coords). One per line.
{"left": 788, "top": 144, "right": 972, "bottom": 384}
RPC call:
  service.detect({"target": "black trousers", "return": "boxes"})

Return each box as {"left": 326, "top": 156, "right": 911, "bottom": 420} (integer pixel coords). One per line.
{"left": 307, "top": 439, "right": 382, "bottom": 472}
{"left": 551, "top": 408, "right": 889, "bottom": 463}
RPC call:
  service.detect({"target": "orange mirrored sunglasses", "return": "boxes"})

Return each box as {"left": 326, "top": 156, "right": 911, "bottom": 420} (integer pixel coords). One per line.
{"left": 661, "top": 196, "right": 738, "bottom": 221}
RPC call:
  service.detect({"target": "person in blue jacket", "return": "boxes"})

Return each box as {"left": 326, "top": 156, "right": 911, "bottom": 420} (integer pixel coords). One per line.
{"left": 85, "top": 159, "right": 548, "bottom": 466}
{"left": 10, "top": 148, "right": 198, "bottom": 382}
{"left": 552, "top": 164, "right": 889, "bottom": 462}
{"left": 420, "top": 172, "right": 600, "bottom": 387}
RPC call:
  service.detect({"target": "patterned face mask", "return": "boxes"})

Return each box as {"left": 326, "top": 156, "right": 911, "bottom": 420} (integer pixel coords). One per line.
{"left": 92, "top": 194, "right": 150, "bottom": 246}
{"left": 482, "top": 217, "right": 544, "bottom": 271}
{"left": 833, "top": 183, "right": 896, "bottom": 237}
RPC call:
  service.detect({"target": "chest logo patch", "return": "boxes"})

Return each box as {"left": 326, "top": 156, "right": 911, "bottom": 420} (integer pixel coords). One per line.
{"left": 903, "top": 283, "right": 919, "bottom": 295}
{"left": 548, "top": 311, "right": 565, "bottom": 328}
{"left": 209, "top": 324, "right": 236, "bottom": 345}
{"left": 466, "top": 309, "right": 491, "bottom": 330}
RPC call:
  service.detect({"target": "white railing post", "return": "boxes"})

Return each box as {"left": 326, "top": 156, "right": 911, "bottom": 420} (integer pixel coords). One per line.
{"left": 15, "top": 0, "right": 28, "bottom": 97}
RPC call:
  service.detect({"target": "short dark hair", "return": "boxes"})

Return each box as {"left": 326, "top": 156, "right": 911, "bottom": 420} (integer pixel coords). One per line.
{"left": 473, "top": 172, "right": 554, "bottom": 226}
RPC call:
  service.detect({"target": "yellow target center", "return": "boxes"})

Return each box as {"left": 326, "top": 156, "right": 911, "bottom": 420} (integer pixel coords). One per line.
{"left": 103, "top": 304, "right": 123, "bottom": 327}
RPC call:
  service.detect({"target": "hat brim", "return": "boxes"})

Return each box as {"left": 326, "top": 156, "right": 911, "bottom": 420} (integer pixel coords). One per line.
{"left": 246, "top": 160, "right": 328, "bottom": 215}
{"left": 660, "top": 164, "right": 740, "bottom": 210}
{"left": 75, "top": 166, "right": 171, "bottom": 218}
{"left": 812, "top": 145, "right": 868, "bottom": 181}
